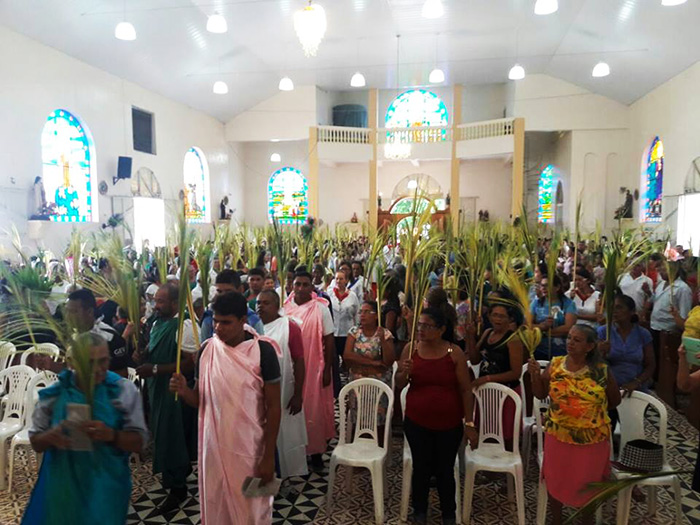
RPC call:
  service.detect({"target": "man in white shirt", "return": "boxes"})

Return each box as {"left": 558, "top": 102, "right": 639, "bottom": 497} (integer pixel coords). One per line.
{"left": 619, "top": 261, "right": 654, "bottom": 313}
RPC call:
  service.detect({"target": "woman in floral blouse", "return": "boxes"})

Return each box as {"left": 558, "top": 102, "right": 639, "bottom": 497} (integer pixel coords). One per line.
{"left": 528, "top": 324, "right": 621, "bottom": 525}
{"left": 343, "top": 301, "right": 395, "bottom": 434}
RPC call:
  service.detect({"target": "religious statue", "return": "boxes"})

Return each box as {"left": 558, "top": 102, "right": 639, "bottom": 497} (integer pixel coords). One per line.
{"left": 219, "top": 196, "right": 231, "bottom": 220}
{"left": 31, "top": 176, "right": 50, "bottom": 220}
{"left": 614, "top": 188, "right": 634, "bottom": 219}
{"left": 55, "top": 155, "right": 79, "bottom": 219}
{"left": 351, "top": 212, "right": 358, "bottom": 223}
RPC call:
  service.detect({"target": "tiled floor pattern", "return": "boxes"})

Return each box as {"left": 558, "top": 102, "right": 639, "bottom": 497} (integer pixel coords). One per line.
{"left": 2, "top": 400, "right": 700, "bottom": 524}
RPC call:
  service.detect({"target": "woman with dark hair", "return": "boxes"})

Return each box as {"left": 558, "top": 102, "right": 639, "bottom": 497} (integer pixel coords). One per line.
{"left": 597, "top": 294, "right": 655, "bottom": 397}
{"left": 424, "top": 287, "right": 458, "bottom": 342}
{"left": 467, "top": 302, "right": 524, "bottom": 444}
{"left": 532, "top": 274, "right": 577, "bottom": 359}
{"left": 395, "top": 308, "right": 476, "bottom": 525}
{"left": 529, "top": 325, "right": 621, "bottom": 525}
{"left": 343, "top": 301, "right": 394, "bottom": 439}
{"left": 380, "top": 272, "right": 402, "bottom": 343}
{"left": 570, "top": 268, "right": 600, "bottom": 329}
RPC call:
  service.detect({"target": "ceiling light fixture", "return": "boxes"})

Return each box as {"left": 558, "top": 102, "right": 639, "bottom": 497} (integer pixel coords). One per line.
{"left": 270, "top": 153, "right": 281, "bottom": 163}
{"left": 509, "top": 64, "right": 525, "bottom": 80}
{"left": 115, "top": 21, "right": 136, "bottom": 41}
{"left": 534, "top": 0, "right": 558, "bottom": 15}
{"left": 407, "top": 179, "right": 418, "bottom": 190}
{"left": 422, "top": 0, "right": 444, "bottom": 19}
{"left": 661, "top": 0, "right": 687, "bottom": 5}
{"left": 592, "top": 61, "right": 611, "bottom": 77}
{"left": 350, "top": 72, "right": 366, "bottom": 87}
{"left": 429, "top": 68, "right": 445, "bottom": 84}
{"left": 207, "top": 13, "right": 228, "bottom": 33}
{"left": 213, "top": 81, "right": 229, "bottom": 94}
{"left": 279, "top": 76, "right": 295, "bottom": 91}
{"left": 294, "top": 1, "right": 327, "bottom": 57}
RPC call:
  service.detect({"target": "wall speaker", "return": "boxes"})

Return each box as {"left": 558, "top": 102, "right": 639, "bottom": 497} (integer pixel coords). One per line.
{"left": 114, "top": 156, "right": 133, "bottom": 184}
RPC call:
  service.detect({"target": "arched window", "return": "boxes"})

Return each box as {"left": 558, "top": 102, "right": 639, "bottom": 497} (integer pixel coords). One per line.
{"left": 642, "top": 137, "right": 664, "bottom": 223}
{"left": 183, "top": 147, "right": 210, "bottom": 223}
{"left": 40, "top": 109, "right": 96, "bottom": 222}
{"left": 538, "top": 165, "right": 555, "bottom": 224}
{"left": 390, "top": 197, "right": 433, "bottom": 215}
{"left": 268, "top": 167, "right": 308, "bottom": 224}
{"left": 385, "top": 90, "right": 448, "bottom": 129}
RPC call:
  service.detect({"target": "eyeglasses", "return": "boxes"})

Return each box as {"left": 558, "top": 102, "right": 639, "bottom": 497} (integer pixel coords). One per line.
{"left": 417, "top": 322, "right": 438, "bottom": 330}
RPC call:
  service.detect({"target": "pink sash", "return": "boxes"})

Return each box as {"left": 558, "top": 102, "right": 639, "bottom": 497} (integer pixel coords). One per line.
{"left": 284, "top": 293, "right": 336, "bottom": 454}
{"left": 198, "top": 335, "right": 275, "bottom": 525}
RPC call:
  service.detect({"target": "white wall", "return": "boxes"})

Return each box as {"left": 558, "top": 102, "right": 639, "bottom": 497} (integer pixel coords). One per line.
{"left": 462, "top": 84, "right": 508, "bottom": 124}
{"left": 629, "top": 60, "right": 700, "bottom": 233}
{"left": 0, "top": 26, "right": 231, "bottom": 257}
{"left": 513, "top": 74, "right": 630, "bottom": 132}
{"left": 460, "top": 158, "right": 513, "bottom": 221}
{"left": 319, "top": 163, "right": 370, "bottom": 225}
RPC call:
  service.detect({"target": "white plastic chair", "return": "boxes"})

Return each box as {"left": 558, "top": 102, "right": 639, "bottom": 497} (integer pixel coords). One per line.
{"left": 0, "top": 342, "right": 17, "bottom": 371}
{"left": 8, "top": 370, "right": 59, "bottom": 492}
{"left": 462, "top": 382, "right": 525, "bottom": 525}
{"left": 0, "top": 365, "right": 36, "bottom": 490}
{"left": 614, "top": 391, "right": 682, "bottom": 525}
{"left": 399, "top": 386, "right": 462, "bottom": 523}
{"left": 20, "top": 343, "right": 61, "bottom": 366}
{"left": 327, "top": 378, "right": 394, "bottom": 525}
{"left": 520, "top": 360, "right": 549, "bottom": 474}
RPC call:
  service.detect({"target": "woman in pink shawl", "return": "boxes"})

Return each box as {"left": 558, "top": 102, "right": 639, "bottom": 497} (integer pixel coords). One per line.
{"left": 283, "top": 269, "right": 336, "bottom": 471}
{"left": 170, "top": 292, "right": 282, "bottom": 525}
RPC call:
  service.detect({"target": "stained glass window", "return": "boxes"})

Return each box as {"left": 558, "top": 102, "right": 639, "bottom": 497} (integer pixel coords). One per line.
{"left": 40, "top": 109, "right": 95, "bottom": 222}
{"left": 183, "top": 147, "right": 210, "bottom": 223}
{"left": 538, "top": 165, "right": 555, "bottom": 224}
{"left": 385, "top": 90, "right": 448, "bottom": 142}
{"left": 268, "top": 167, "right": 308, "bottom": 224}
{"left": 642, "top": 137, "right": 664, "bottom": 223}
{"left": 390, "top": 197, "right": 432, "bottom": 215}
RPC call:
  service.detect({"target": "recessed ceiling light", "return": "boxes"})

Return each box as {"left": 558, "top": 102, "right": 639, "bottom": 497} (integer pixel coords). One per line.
{"left": 115, "top": 22, "right": 136, "bottom": 41}
{"left": 270, "top": 139, "right": 281, "bottom": 143}
{"left": 350, "top": 72, "right": 366, "bottom": 88}
{"left": 534, "top": 0, "right": 558, "bottom": 15}
{"left": 213, "top": 81, "right": 228, "bottom": 94}
{"left": 207, "top": 13, "right": 228, "bottom": 33}
{"left": 429, "top": 68, "right": 445, "bottom": 84}
{"left": 270, "top": 153, "right": 281, "bottom": 163}
{"left": 508, "top": 64, "right": 526, "bottom": 80}
{"left": 592, "top": 62, "right": 611, "bottom": 77}
{"left": 278, "top": 76, "right": 294, "bottom": 91}
{"left": 661, "top": 0, "right": 687, "bottom": 5}
{"left": 422, "top": 0, "right": 444, "bottom": 19}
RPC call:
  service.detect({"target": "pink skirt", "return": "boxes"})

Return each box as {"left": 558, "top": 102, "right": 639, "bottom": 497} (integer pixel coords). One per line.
{"left": 542, "top": 433, "right": 611, "bottom": 507}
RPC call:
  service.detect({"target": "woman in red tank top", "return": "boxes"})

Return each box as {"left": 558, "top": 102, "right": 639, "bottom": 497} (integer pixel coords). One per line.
{"left": 396, "top": 307, "right": 478, "bottom": 525}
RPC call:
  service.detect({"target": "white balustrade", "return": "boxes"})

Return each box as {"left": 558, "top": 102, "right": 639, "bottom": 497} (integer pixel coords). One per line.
{"left": 317, "top": 125, "right": 371, "bottom": 144}
{"left": 378, "top": 126, "right": 452, "bottom": 144}
{"left": 457, "top": 118, "right": 515, "bottom": 141}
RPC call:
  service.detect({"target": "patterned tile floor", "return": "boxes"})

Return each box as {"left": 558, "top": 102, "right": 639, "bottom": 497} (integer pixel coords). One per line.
{"left": 2, "top": 399, "right": 700, "bottom": 524}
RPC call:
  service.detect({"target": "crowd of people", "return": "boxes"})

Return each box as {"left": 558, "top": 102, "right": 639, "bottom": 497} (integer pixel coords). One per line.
{"left": 1, "top": 229, "right": 699, "bottom": 525}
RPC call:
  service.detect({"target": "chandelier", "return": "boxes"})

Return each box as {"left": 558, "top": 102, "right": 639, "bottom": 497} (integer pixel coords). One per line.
{"left": 294, "top": 1, "right": 327, "bottom": 57}
{"left": 384, "top": 132, "right": 412, "bottom": 160}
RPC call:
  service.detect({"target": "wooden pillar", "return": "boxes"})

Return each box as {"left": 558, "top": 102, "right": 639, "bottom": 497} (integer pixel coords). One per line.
{"left": 308, "top": 126, "right": 319, "bottom": 219}
{"left": 450, "top": 84, "right": 463, "bottom": 229}
{"left": 511, "top": 117, "right": 525, "bottom": 219}
{"left": 368, "top": 88, "right": 379, "bottom": 231}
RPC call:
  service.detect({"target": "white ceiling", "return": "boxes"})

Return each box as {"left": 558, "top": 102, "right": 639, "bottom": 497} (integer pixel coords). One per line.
{"left": 2, "top": 0, "right": 700, "bottom": 123}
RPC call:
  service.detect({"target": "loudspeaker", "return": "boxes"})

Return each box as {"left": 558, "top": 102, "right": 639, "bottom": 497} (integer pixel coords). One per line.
{"left": 114, "top": 156, "right": 132, "bottom": 184}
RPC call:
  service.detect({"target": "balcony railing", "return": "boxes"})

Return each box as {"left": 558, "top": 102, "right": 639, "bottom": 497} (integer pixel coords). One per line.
{"left": 377, "top": 126, "right": 452, "bottom": 144}
{"left": 317, "top": 126, "right": 371, "bottom": 144}
{"left": 456, "top": 118, "right": 515, "bottom": 141}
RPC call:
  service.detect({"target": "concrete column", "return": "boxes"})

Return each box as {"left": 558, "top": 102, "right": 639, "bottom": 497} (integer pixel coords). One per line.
{"left": 308, "top": 126, "right": 319, "bottom": 219}
{"left": 511, "top": 117, "right": 526, "bottom": 219}
{"left": 368, "top": 88, "right": 379, "bottom": 230}
{"left": 450, "top": 84, "right": 463, "bottom": 229}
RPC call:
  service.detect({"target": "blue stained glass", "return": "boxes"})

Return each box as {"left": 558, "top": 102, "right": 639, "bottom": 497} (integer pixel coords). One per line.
{"left": 184, "top": 147, "right": 210, "bottom": 223}
{"left": 268, "top": 167, "right": 308, "bottom": 224}
{"left": 642, "top": 137, "right": 664, "bottom": 223}
{"left": 538, "top": 165, "right": 555, "bottom": 224}
{"left": 385, "top": 89, "right": 448, "bottom": 142}
{"left": 41, "top": 109, "right": 95, "bottom": 222}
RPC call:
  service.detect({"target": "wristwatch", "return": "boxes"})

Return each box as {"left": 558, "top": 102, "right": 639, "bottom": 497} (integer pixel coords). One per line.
{"left": 152, "top": 364, "right": 159, "bottom": 376}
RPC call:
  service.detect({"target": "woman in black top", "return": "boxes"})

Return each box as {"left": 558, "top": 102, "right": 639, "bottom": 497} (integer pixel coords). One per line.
{"left": 466, "top": 303, "right": 524, "bottom": 444}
